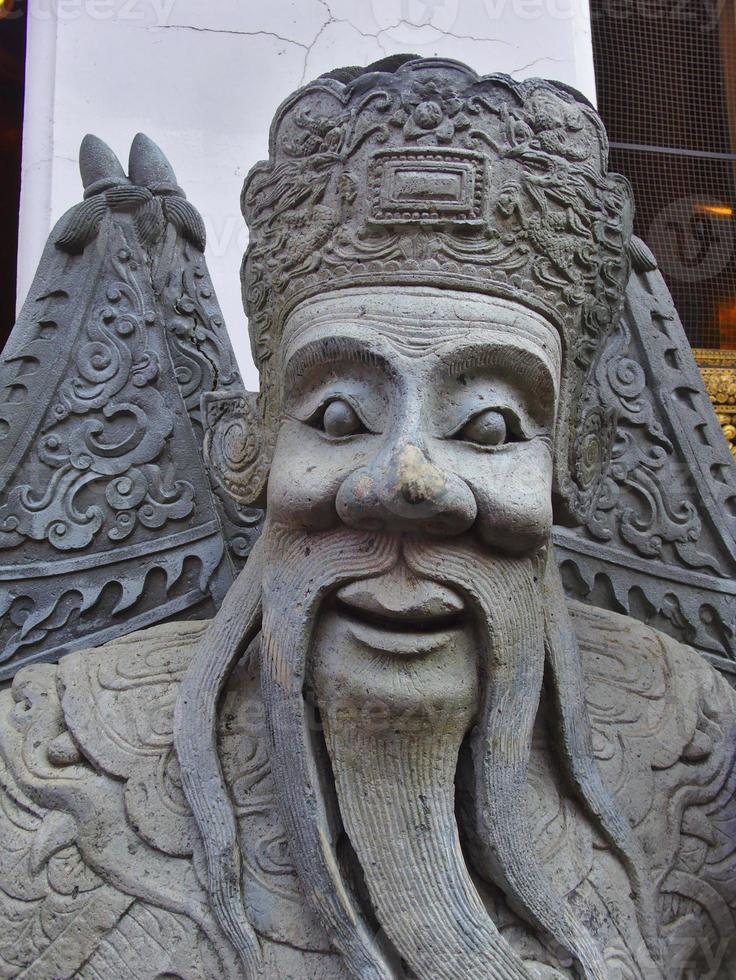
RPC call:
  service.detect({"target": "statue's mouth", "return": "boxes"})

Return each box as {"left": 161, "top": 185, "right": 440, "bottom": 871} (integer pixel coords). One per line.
{"left": 333, "top": 566, "right": 465, "bottom": 655}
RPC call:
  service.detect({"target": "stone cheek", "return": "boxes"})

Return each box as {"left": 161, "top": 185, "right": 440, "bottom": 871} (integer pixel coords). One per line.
{"left": 0, "top": 603, "right": 732, "bottom": 978}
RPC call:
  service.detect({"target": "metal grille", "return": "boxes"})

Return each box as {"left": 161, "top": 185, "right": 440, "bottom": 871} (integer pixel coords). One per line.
{"left": 590, "top": 0, "right": 736, "bottom": 350}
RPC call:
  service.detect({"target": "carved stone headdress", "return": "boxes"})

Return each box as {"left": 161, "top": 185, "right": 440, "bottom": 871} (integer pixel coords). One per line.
{"left": 239, "top": 56, "right": 634, "bottom": 521}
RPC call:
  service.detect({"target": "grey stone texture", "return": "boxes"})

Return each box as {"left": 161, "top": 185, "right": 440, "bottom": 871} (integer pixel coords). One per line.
{"left": 555, "top": 238, "right": 736, "bottom": 680}
{"left": 0, "top": 134, "right": 261, "bottom": 682}
{"left": 0, "top": 56, "right": 734, "bottom": 979}
{"left": 1, "top": 605, "right": 734, "bottom": 977}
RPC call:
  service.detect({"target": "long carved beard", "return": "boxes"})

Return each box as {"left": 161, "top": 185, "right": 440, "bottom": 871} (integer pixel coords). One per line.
{"left": 259, "top": 527, "right": 606, "bottom": 980}
{"left": 177, "top": 522, "right": 654, "bottom": 979}
{"left": 259, "top": 524, "right": 401, "bottom": 978}
{"left": 312, "top": 600, "right": 531, "bottom": 980}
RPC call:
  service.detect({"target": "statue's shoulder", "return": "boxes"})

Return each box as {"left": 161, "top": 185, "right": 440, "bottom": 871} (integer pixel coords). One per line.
{"left": 568, "top": 598, "right": 735, "bottom": 750}
{"left": 0, "top": 621, "right": 234, "bottom": 979}
{"left": 0, "top": 620, "right": 344, "bottom": 978}
{"left": 1, "top": 619, "right": 206, "bottom": 826}
{"left": 54, "top": 618, "right": 205, "bottom": 782}
{"left": 569, "top": 599, "right": 736, "bottom": 964}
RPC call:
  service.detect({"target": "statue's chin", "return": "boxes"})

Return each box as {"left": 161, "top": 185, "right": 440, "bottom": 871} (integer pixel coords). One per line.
{"left": 310, "top": 605, "right": 479, "bottom": 733}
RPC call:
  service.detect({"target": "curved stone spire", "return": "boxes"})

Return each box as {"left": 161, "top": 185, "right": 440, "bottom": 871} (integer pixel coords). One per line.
{"left": 79, "top": 134, "right": 127, "bottom": 196}
{"left": 129, "top": 132, "right": 182, "bottom": 193}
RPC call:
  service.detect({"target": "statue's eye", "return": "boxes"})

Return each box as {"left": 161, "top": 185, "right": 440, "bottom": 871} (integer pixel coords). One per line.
{"left": 320, "top": 398, "right": 366, "bottom": 438}
{"left": 456, "top": 408, "right": 512, "bottom": 447}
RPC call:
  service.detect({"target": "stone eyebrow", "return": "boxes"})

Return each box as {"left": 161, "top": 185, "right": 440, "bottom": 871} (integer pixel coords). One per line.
{"left": 283, "top": 336, "right": 393, "bottom": 391}
{"left": 438, "top": 341, "right": 557, "bottom": 395}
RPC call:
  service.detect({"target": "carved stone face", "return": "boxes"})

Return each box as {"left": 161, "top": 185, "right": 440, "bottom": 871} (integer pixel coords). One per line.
{"left": 271, "top": 285, "right": 560, "bottom": 549}
{"left": 268, "top": 287, "right": 561, "bottom": 699}
{"left": 269, "top": 284, "right": 560, "bottom": 705}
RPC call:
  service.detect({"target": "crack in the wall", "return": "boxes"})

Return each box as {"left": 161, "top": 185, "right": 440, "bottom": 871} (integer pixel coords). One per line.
{"left": 302, "top": 0, "right": 388, "bottom": 83}
{"left": 156, "top": 24, "right": 310, "bottom": 52}
{"left": 316, "top": 0, "right": 511, "bottom": 42}
{"left": 511, "top": 55, "right": 568, "bottom": 74}
{"left": 156, "top": 21, "right": 319, "bottom": 84}
{"left": 155, "top": 16, "right": 339, "bottom": 87}
{"left": 377, "top": 21, "right": 513, "bottom": 46}
{"left": 301, "top": 1, "right": 514, "bottom": 84}
{"left": 156, "top": 12, "right": 555, "bottom": 91}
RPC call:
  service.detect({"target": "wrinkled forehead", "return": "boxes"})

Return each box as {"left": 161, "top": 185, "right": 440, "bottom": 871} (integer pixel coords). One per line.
{"left": 282, "top": 286, "right": 563, "bottom": 386}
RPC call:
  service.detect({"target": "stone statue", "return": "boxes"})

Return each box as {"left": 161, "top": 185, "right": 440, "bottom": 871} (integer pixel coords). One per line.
{"left": 0, "top": 57, "right": 734, "bottom": 980}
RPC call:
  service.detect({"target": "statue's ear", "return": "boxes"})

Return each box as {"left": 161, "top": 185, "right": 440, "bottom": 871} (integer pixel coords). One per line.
{"left": 202, "top": 390, "right": 269, "bottom": 509}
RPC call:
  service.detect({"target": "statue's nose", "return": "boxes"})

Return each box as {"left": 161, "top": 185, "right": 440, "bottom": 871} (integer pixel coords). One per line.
{"left": 336, "top": 443, "right": 477, "bottom": 536}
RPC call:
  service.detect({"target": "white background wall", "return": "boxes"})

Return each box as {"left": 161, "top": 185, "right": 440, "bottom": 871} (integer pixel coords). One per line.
{"left": 17, "top": 0, "right": 597, "bottom": 388}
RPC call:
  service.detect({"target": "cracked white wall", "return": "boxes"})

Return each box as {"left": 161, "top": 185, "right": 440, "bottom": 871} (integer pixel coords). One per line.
{"left": 17, "top": 0, "right": 597, "bottom": 385}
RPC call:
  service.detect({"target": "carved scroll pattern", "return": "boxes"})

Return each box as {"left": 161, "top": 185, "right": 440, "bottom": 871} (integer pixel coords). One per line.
{"left": 556, "top": 243, "right": 736, "bottom": 674}
{"left": 201, "top": 391, "right": 264, "bottom": 557}
{"left": 0, "top": 643, "right": 243, "bottom": 979}
{"left": 0, "top": 755, "right": 135, "bottom": 979}
{"left": 585, "top": 314, "right": 715, "bottom": 573}
{"left": 0, "top": 216, "right": 220, "bottom": 675}
{"left": 14, "top": 625, "right": 329, "bottom": 956}
{"left": 157, "top": 246, "right": 264, "bottom": 567}
{"left": 571, "top": 603, "right": 736, "bottom": 975}
{"left": 245, "top": 70, "right": 627, "bottom": 376}
{"left": 0, "top": 227, "right": 194, "bottom": 554}
{"left": 158, "top": 247, "right": 242, "bottom": 437}
{"left": 0, "top": 134, "right": 264, "bottom": 679}
{"left": 81, "top": 628, "right": 299, "bottom": 905}
{"left": 0, "top": 174, "right": 233, "bottom": 677}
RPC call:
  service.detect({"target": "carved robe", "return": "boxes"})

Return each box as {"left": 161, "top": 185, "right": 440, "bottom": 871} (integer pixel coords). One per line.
{"left": 0, "top": 603, "right": 733, "bottom": 979}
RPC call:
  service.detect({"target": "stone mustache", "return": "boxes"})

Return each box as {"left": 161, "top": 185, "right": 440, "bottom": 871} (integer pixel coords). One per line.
{"left": 0, "top": 57, "right": 734, "bottom": 980}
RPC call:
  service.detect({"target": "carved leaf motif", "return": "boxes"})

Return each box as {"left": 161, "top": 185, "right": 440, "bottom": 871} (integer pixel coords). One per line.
{"left": 0, "top": 132, "right": 251, "bottom": 680}
{"left": 558, "top": 240, "right": 736, "bottom": 670}
{"left": 0, "top": 225, "right": 195, "bottom": 554}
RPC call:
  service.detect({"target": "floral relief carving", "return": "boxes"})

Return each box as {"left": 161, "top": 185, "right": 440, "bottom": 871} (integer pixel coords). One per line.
{"left": 0, "top": 230, "right": 194, "bottom": 553}
{"left": 0, "top": 134, "right": 249, "bottom": 678}
{"left": 388, "top": 77, "right": 472, "bottom": 144}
